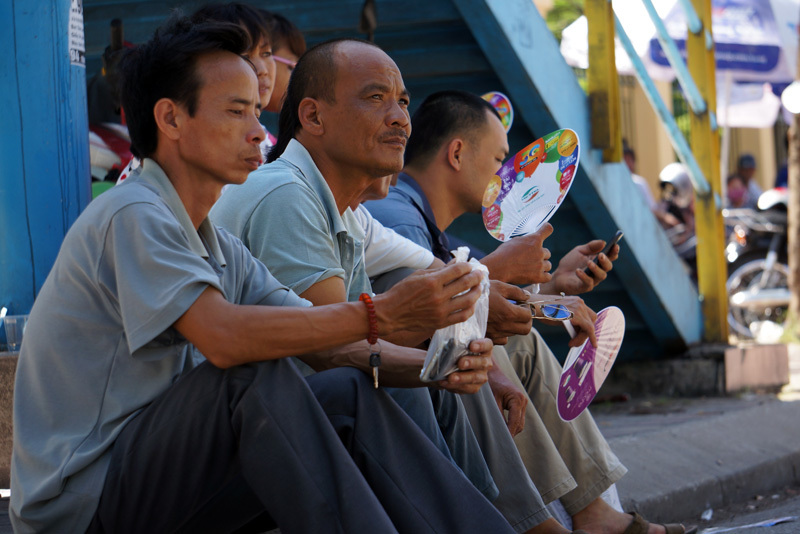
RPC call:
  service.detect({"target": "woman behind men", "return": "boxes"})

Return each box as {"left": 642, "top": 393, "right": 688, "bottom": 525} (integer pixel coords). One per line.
{"left": 192, "top": 3, "right": 278, "bottom": 155}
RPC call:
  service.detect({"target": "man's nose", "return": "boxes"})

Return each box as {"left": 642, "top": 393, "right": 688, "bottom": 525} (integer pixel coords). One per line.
{"left": 249, "top": 114, "right": 265, "bottom": 144}
{"left": 387, "top": 102, "right": 410, "bottom": 130}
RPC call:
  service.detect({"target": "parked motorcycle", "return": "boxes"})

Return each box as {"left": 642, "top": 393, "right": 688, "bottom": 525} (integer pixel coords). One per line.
{"left": 723, "top": 187, "right": 789, "bottom": 339}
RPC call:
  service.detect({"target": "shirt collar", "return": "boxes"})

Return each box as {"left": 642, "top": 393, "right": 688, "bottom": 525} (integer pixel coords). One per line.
{"left": 137, "top": 158, "right": 227, "bottom": 266}
{"left": 396, "top": 172, "right": 451, "bottom": 259}
{"left": 280, "top": 139, "right": 361, "bottom": 240}
{"left": 396, "top": 173, "right": 437, "bottom": 224}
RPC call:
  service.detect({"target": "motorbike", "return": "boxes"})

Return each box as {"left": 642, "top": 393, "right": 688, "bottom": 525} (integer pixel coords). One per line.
{"left": 87, "top": 18, "right": 134, "bottom": 196}
{"left": 723, "top": 187, "right": 789, "bottom": 339}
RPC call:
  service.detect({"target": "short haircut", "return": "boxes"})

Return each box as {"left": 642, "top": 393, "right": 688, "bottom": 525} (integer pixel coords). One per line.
{"left": 738, "top": 153, "right": 756, "bottom": 169}
{"left": 404, "top": 90, "right": 500, "bottom": 168}
{"left": 262, "top": 10, "right": 306, "bottom": 57}
{"left": 119, "top": 14, "right": 251, "bottom": 159}
{"left": 192, "top": 3, "right": 271, "bottom": 48}
{"left": 623, "top": 146, "right": 635, "bottom": 160}
{"left": 267, "top": 38, "right": 379, "bottom": 163}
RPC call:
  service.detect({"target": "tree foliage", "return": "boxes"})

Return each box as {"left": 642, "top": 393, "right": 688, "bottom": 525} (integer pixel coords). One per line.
{"left": 546, "top": 0, "right": 584, "bottom": 42}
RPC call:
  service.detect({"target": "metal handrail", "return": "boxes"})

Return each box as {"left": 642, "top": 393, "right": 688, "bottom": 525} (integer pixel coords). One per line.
{"left": 613, "top": 14, "right": 711, "bottom": 197}
{"left": 641, "top": 0, "right": 706, "bottom": 114}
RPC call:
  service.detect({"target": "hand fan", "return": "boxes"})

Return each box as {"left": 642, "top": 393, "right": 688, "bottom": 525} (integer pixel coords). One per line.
{"left": 481, "top": 128, "right": 579, "bottom": 241}
{"left": 557, "top": 306, "right": 625, "bottom": 422}
{"left": 482, "top": 91, "right": 514, "bottom": 133}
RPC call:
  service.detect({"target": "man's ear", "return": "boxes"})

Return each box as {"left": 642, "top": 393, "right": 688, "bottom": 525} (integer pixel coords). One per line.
{"left": 297, "top": 97, "right": 324, "bottom": 136}
{"left": 153, "top": 98, "right": 184, "bottom": 142}
{"left": 446, "top": 138, "right": 465, "bottom": 171}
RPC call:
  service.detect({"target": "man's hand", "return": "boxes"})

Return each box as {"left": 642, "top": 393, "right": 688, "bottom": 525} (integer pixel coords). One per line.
{"left": 486, "top": 281, "right": 533, "bottom": 345}
{"left": 375, "top": 263, "right": 482, "bottom": 336}
{"left": 480, "top": 223, "right": 553, "bottom": 285}
{"left": 532, "top": 295, "right": 598, "bottom": 348}
{"left": 488, "top": 363, "right": 528, "bottom": 436}
{"left": 541, "top": 240, "right": 619, "bottom": 295}
{"left": 437, "top": 338, "right": 493, "bottom": 395}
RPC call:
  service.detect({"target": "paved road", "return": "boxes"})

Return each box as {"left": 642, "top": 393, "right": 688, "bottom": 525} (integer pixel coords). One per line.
{"left": 681, "top": 485, "right": 800, "bottom": 534}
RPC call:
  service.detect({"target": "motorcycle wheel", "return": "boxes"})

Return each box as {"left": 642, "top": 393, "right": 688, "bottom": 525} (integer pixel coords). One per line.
{"left": 728, "top": 248, "right": 788, "bottom": 275}
{"left": 726, "top": 258, "right": 789, "bottom": 339}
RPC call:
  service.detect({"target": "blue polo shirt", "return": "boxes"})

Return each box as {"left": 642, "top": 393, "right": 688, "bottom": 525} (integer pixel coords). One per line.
{"left": 211, "top": 139, "right": 371, "bottom": 301}
{"left": 364, "top": 172, "right": 488, "bottom": 262}
{"left": 364, "top": 173, "right": 454, "bottom": 262}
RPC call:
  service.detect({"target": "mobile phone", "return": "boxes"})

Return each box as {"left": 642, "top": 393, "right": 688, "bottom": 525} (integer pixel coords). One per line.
{"left": 583, "top": 230, "right": 623, "bottom": 278}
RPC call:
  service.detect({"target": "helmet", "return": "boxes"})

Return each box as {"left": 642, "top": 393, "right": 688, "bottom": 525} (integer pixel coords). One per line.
{"left": 659, "top": 163, "right": 693, "bottom": 209}
{"left": 756, "top": 187, "right": 788, "bottom": 211}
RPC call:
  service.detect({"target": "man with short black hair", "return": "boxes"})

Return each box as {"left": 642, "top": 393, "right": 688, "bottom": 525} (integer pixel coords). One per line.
{"left": 213, "top": 38, "right": 591, "bottom": 534}
{"left": 367, "top": 89, "right": 690, "bottom": 534}
{"left": 10, "top": 18, "right": 513, "bottom": 534}
{"left": 735, "top": 153, "right": 762, "bottom": 208}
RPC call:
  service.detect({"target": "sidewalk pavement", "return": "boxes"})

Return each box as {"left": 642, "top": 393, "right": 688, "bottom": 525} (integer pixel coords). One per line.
{"left": 591, "top": 343, "right": 800, "bottom": 525}
{"left": 0, "top": 345, "right": 797, "bottom": 531}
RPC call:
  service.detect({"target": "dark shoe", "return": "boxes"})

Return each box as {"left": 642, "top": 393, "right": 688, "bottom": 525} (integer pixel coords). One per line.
{"left": 622, "top": 512, "right": 695, "bottom": 534}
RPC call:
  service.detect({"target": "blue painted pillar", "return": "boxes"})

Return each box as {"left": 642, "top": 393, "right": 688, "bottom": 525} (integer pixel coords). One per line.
{"left": 0, "top": 0, "right": 90, "bottom": 316}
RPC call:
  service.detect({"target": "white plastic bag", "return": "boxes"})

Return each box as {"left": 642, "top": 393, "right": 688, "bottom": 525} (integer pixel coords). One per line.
{"left": 420, "top": 247, "right": 491, "bottom": 382}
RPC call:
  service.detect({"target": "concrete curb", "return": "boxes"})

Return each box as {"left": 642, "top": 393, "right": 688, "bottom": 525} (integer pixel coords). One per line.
{"left": 609, "top": 399, "right": 800, "bottom": 523}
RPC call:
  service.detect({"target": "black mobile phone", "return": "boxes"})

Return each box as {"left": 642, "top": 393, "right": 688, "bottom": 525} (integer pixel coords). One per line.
{"left": 583, "top": 230, "right": 623, "bottom": 277}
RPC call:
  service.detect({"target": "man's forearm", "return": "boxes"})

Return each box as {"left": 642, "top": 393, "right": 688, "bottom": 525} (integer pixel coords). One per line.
{"left": 176, "top": 288, "right": 404, "bottom": 369}
{"left": 300, "top": 340, "right": 427, "bottom": 387}
{"left": 382, "top": 329, "right": 432, "bottom": 350}
{"left": 479, "top": 254, "right": 508, "bottom": 283}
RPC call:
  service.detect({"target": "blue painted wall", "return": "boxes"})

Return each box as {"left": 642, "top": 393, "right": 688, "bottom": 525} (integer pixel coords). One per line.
{"left": 1, "top": 0, "right": 91, "bottom": 322}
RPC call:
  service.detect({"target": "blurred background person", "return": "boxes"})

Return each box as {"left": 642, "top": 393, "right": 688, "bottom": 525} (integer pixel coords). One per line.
{"left": 733, "top": 154, "right": 762, "bottom": 208}
{"left": 726, "top": 174, "right": 750, "bottom": 208}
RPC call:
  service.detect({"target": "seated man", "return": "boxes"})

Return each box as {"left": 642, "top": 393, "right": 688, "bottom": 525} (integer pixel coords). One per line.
{"left": 365, "top": 90, "right": 689, "bottom": 534}
{"left": 10, "top": 19, "right": 514, "bottom": 534}
{"left": 212, "top": 38, "right": 571, "bottom": 533}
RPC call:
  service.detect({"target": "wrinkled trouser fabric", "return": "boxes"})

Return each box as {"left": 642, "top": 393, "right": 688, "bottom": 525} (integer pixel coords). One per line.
{"left": 459, "top": 384, "right": 552, "bottom": 533}
{"left": 501, "top": 329, "right": 628, "bottom": 515}
{"left": 87, "top": 360, "right": 514, "bottom": 534}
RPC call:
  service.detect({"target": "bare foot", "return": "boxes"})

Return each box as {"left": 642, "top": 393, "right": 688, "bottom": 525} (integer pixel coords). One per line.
{"left": 523, "top": 517, "right": 571, "bottom": 534}
{"left": 571, "top": 498, "right": 676, "bottom": 534}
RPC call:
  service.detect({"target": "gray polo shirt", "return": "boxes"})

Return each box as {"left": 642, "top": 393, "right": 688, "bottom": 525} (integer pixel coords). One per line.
{"left": 11, "top": 159, "right": 309, "bottom": 533}
{"left": 211, "top": 139, "right": 372, "bottom": 301}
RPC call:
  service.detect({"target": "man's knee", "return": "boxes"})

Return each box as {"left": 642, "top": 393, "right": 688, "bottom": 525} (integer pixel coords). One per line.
{"left": 306, "top": 367, "right": 372, "bottom": 415}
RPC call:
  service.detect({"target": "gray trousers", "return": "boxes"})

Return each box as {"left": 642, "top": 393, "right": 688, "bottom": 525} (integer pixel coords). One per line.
{"left": 459, "top": 385, "right": 551, "bottom": 533}
{"left": 500, "top": 329, "right": 628, "bottom": 515}
{"left": 86, "top": 360, "right": 514, "bottom": 534}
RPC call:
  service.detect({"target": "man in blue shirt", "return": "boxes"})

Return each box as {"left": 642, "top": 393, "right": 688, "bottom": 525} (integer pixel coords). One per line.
{"left": 367, "top": 90, "right": 690, "bottom": 534}
{"left": 213, "top": 37, "right": 589, "bottom": 533}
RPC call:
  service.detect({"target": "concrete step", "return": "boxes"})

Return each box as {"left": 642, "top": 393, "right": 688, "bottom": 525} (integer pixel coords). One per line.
{"left": 600, "top": 397, "right": 800, "bottom": 523}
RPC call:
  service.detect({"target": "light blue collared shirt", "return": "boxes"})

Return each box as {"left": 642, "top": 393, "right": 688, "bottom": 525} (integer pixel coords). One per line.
{"left": 211, "top": 139, "right": 372, "bottom": 301}
{"left": 11, "top": 159, "right": 307, "bottom": 533}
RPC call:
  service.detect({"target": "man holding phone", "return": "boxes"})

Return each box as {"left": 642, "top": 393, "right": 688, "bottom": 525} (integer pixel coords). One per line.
{"left": 583, "top": 231, "right": 623, "bottom": 279}
{"left": 367, "top": 91, "right": 690, "bottom": 534}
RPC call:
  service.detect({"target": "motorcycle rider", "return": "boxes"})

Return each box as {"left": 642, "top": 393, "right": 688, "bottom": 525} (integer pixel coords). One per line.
{"left": 733, "top": 154, "right": 762, "bottom": 209}
{"left": 658, "top": 163, "right": 696, "bottom": 264}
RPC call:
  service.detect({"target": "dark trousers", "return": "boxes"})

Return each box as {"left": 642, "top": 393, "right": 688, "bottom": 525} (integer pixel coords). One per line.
{"left": 86, "top": 359, "right": 513, "bottom": 534}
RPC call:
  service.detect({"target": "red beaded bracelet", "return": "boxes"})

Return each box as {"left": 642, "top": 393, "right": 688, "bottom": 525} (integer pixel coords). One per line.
{"left": 359, "top": 293, "right": 379, "bottom": 345}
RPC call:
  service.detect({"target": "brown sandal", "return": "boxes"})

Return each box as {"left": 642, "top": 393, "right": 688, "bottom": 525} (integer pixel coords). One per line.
{"left": 622, "top": 512, "right": 696, "bottom": 534}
